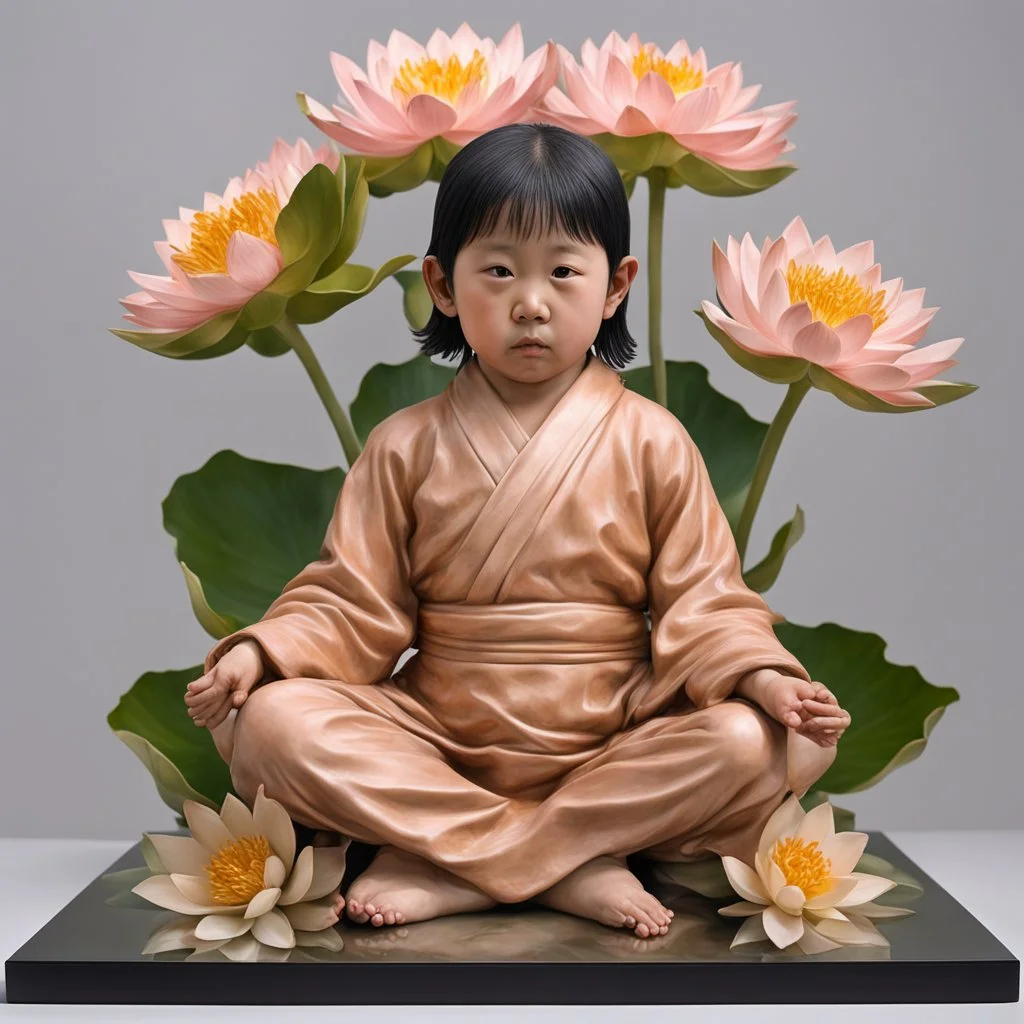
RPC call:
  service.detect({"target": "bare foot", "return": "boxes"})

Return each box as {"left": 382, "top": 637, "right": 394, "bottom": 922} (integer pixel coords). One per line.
{"left": 344, "top": 845, "right": 498, "bottom": 927}
{"left": 534, "top": 855, "right": 675, "bottom": 938}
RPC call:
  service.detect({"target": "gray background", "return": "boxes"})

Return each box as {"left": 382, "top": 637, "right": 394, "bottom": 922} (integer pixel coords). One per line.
{"left": 1, "top": 0, "right": 1020, "bottom": 840}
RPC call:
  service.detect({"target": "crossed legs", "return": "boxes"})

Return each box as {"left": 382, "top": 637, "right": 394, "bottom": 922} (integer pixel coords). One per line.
{"left": 228, "top": 679, "right": 791, "bottom": 937}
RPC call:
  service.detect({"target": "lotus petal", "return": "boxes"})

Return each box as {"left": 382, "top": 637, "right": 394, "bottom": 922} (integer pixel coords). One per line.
{"left": 303, "top": 841, "right": 352, "bottom": 901}
{"left": 252, "top": 784, "right": 296, "bottom": 869}
{"left": 280, "top": 895, "right": 340, "bottom": 932}
{"left": 721, "top": 855, "right": 769, "bottom": 904}
{"left": 796, "top": 918, "right": 843, "bottom": 954}
{"left": 145, "top": 833, "right": 208, "bottom": 877}
{"left": 244, "top": 886, "right": 282, "bottom": 919}
{"left": 762, "top": 903, "right": 805, "bottom": 948}
{"left": 833, "top": 872, "right": 898, "bottom": 907}
{"left": 194, "top": 913, "right": 255, "bottom": 941}
{"left": 717, "top": 900, "right": 767, "bottom": 918}
{"left": 729, "top": 912, "right": 769, "bottom": 948}
{"left": 279, "top": 845, "right": 315, "bottom": 905}
{"left": 251, "top": 906, "right": 296, "bottom": 949}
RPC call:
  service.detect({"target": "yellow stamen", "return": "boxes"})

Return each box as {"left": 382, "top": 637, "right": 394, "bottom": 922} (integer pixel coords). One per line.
{"left": 785, "top": 259, "right": 888, "bottom": 331}
{"left": 171, "top": 188, "right": 281, "bottom": 275}
{"left": 770, "top": 836, "right": 833, "bottom": 898}
{"left": 631, "top": 45, "right": 704, "bottom": 96}
{"left": 391, "top": 51, "right": 488, "bottom": 106}
{"left": 205, "top": 834, "right": 273, "bottom": 905}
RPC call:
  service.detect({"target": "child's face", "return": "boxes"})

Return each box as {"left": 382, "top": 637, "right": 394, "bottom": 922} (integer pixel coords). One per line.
{"left": 423, "top": 212, "right": 637, "bottom": 384}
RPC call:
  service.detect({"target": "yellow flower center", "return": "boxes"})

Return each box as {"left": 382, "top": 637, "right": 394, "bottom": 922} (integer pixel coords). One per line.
{"left": 785, "top": 259, "right": 888, "bottom": 331}
{"left": 631, "top": 45, "right": 704, "bottom": 96}
{"left": 770, "top": 836, "right": 833, "bottom": 898}
{"left": 391, "top": 51, "right": 488, "bottom": 106}
{"left": 171, "top": 188, "right": 281, "bottom": 275}
{"left": 205, "top": 834, "right": 273, "bottom": 905}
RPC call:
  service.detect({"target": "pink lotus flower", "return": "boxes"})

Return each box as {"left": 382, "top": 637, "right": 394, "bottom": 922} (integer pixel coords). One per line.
{"left": 533, "top": 31, "right": 796, "bottom": 172}
{"left": 298, "top": 23, "right": 559, "bottom": 157}
{"left": 118, "top": 138, "right": 339, "bottom": 333}
{"left": 700, "top": 216, "right": 972, "bottom": 410}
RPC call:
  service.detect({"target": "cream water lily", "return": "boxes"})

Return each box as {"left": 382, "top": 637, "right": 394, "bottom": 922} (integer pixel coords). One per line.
{"left": 719, "top": 794, "right": 914, "bottom": 954}
{"left": 133, "top": 784, "right": 350, "bottom": 951}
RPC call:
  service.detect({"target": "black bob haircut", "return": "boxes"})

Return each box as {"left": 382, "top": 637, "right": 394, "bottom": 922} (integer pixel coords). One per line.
{"left": 412, "top": 121, "right": 638, "bottom": 370}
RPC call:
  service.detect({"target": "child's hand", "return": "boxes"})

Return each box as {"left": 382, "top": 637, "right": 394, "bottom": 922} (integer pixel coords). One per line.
{"left": 184, "top": 640, "right": 265, "bottom": 731}
{"left": 745, "top": 671, "right": 852, "bottom": 747}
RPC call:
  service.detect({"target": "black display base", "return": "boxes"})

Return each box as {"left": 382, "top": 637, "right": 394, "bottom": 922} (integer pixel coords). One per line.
{"left": 5, "top": 831, "right": 1019, "bottom": 1005}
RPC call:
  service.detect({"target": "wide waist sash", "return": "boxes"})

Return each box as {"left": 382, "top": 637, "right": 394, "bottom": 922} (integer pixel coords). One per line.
{"left": 415, "top": 601, "right": 651, "bottom": 664}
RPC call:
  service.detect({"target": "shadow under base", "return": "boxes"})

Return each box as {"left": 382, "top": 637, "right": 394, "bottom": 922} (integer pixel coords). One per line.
{"left": 5, "top": 832, "right": 1019, "bottom": 1005}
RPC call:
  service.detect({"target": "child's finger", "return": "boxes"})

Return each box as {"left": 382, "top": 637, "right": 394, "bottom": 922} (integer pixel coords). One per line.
{"left": 800, "top": 699, "right": 847, "bottom": 718}
{"left": 207, "top": 702, "right": 233, "bottom": 730}
{"left": 800, "top": 715, "right": 849, "bottom": 732}
{"left": 187, "top": 676, "right": 215, "bottom": 695}
{"left": 194, "top": 699, "right": 227, "bottom": 728}
{"left": 188, "top": 692, "right": 220, "bottom": 713}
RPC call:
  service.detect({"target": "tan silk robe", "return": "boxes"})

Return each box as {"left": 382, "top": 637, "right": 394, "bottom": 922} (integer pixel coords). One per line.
{"left": 203, "top": 352, "right": 835, "bottom": 903}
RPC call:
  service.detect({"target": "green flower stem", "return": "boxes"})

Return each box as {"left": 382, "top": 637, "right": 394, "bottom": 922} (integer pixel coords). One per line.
{"left": 647, "top": 168, "right": 668, "bottom": 408}
{"left": 273, "top": 315, "right": 363, "bottom": 467}
{"left": 734, "top": 376, "right": 812, "bottom": 565}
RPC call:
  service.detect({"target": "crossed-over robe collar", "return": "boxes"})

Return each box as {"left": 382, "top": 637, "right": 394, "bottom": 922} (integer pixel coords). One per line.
{"left": 443, "top": 352, "right": 627, "bottom": 605}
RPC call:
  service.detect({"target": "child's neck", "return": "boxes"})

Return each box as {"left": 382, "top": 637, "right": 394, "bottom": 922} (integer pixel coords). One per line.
{"left": 475, "top": 352, "right": 591, "bottom": 426}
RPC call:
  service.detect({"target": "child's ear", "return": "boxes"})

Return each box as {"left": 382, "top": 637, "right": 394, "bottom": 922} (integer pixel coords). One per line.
{"left": 422, "top": 256, "right": 457, "bottom": 316}
{"left": 605, "top": 255, "right": 639, "bottom": 312}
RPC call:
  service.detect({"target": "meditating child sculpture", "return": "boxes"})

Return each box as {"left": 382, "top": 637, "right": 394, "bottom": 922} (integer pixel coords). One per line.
{"left": 185, "top": 122, "right": 850, "bottom": 940}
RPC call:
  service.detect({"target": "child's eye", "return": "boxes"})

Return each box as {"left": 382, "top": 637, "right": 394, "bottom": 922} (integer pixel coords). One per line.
{"left": 484, "top": 266, "right": 576, "bottom": 279}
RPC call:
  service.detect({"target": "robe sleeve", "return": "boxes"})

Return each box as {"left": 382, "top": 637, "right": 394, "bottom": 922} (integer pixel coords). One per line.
{"left": 202, "top": 422, "right": 418, "bottom": 685}
{"left": 644, "top": 416, "right": 811, "bottom": 713}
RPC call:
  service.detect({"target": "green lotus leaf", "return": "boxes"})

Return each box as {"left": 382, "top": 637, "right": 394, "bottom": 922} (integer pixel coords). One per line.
{"left": 177, "top": 560, "right": 245, "bottom": 639}
{"left": 286, "top": 254, "right": 416, "bottom": 325}
{"left": 317, "top": 157, "right": 370, "bottom": 278}
{"left": 162, "top": 450, "right": 344, "bottom": 628}
{"left": 339, "top": 140, "right": 435, "bottom": 197}
{"left": 393, "top": 268, "right": 434, "bottom": 331}
{"left": 109, "top": 308, "right": 249, "bottom": 360}
{"left": 236, "top": 289, "right": 289, "bottom": 332}
{"left": 774, "top": 620, "right": 960, "bottom": 794}
{"left": 622, "top": 360, "right": 770, "bottom": 532}
{"left": 808, "top": 363, "right": 978, "bottom": 414}
{"left": 670, "top": 153, "right": 797, "bottom": 197}
{"left": 590, "top": 131, "right": 687, "bottom": 173}
{"left": 620, "top": 170, "right": 638, "bottom": 202}
{"left": 108, "top": 664, "right": 234, "bottom": 811}
{"left": 350, "top": 355, "right": 457, "bottom": 445}
{"left": 266, "top": 163, "right": 342, "bottom": 298}
{"left": 695, "top": 307, "right": 810, "bottom": 384}
{"left": 430, "top": 136, "right": 463, "bottom": 168}
{"left": 743, "top": 506, "right": 806, "bottom": 593}
{"left": 244, "top": 324, "right": 292, "bottom": 358}
{"left": 911, "top": 379, "right": 979, "bottom": 407}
